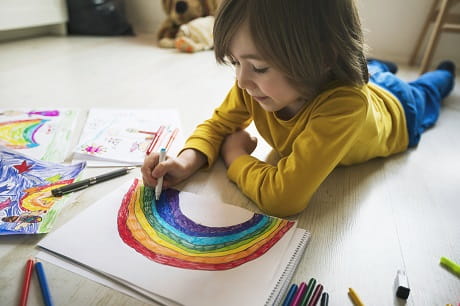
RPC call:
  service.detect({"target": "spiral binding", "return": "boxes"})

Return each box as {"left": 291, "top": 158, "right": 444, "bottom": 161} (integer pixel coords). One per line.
{"left": 265, "top": 230, "right": 311, "bottom": 306}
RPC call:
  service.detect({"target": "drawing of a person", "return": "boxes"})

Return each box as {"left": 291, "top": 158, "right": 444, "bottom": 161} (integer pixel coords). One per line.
{"left": 2, "top": 211, "right": 44, "bottom": 230}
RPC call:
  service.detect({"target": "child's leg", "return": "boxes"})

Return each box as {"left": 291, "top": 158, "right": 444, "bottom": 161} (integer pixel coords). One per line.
{"left": 370, "top": 65, "right": 454, "bottom": 147}
{"left": 367, "top": 58, "right": 398, "bottom": 74}
{"left": 408, "top": 69, "right": 454, "bottom": 131}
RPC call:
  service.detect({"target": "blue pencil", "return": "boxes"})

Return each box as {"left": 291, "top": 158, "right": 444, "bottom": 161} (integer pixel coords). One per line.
{"left": 35, "top": 261, "right": 54, "bottom": 306}
{"left": 282, "top": 283, "right": 298, "bottom": 306}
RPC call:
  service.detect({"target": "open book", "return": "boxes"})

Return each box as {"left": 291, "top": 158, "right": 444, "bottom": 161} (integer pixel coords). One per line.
{"left": 72, "top": 108, "right": 183, "bottom": 167}
{"left": 38, "top": 179, "right": 310, "bottom": 305}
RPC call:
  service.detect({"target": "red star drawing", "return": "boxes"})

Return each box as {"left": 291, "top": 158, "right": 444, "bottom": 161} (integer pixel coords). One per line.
{"left": 13, "top": 160, "right": 32, "bottom": 174}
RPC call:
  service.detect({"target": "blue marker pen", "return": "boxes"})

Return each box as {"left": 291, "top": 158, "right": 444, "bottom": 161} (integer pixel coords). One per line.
{"left": 282, "top": 283, "right": 298, "bottom": 306}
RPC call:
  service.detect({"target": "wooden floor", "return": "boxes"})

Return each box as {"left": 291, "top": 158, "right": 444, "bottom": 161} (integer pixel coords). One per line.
{"left": 0, "top": 35, "right": 459, "bottom": 306}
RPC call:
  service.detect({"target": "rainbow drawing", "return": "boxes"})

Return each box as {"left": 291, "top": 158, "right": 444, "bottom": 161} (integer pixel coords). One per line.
{"left": 19, "top": 179, "right": 75, "bottom": 212}
{"left": 118, "top": 179, "right": 294, "bottom": 271}
{"left": 0, "top": 119, "right": 48, "bottom": 149}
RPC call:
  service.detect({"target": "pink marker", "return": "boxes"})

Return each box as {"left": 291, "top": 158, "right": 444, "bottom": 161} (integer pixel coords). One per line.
{"left": 290, "top": 281, "right": 307, "bottom": 306}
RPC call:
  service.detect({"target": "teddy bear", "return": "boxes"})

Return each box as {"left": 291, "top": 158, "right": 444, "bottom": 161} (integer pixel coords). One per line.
{"left": 157, "top": 0, "right": 220, "bottom": 53}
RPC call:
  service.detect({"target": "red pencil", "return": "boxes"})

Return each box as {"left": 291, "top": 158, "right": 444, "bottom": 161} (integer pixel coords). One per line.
{"left": 19, "top": 258, "right": 34, "bottom": 306}
{"left": 136, "top": 129, "right": 157, "bottom": 135}
{"left": 146, "top": 125, "right": 165, "bottom": 155}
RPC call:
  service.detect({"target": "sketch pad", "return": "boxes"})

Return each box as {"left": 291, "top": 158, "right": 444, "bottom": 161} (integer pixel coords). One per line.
{"left": 72, "top": 108, "right": 184, "bottom": 167}
{"left": 38, "top": 179, "right": 310, "bottom": 306}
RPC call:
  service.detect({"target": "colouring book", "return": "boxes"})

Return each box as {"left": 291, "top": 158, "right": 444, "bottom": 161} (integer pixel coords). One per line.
{"left": 0, "top": 108, "right": 80, "bottom": 162}
{"left": 0, "top": 146, "right": 86, "bottom": 235}
{"left": 38, "top": 179, "right": 310, "bottom": 306}
{"left": 72, "top": 108, "right": 183, "bottom": 167}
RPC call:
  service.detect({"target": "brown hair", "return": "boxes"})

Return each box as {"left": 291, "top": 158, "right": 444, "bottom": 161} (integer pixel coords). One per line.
{"left": 213, "top": 0, "right": 369, "bottom": 98}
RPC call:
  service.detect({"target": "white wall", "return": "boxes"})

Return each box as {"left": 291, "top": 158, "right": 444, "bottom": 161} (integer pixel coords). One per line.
{"left": 357, "top": 0, "right": 460, "bottom": 68}
{"left": 125, "top": 0, "right": 165, "bottom": 34}
{"left": 0, "top": 0, "right": 67, "bottom": 31}
{"left": 126, "top": 0, "right": 460, "bottom": 68}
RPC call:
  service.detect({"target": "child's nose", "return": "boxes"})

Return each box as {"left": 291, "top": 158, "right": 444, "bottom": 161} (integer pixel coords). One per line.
{"left": 237, "top": 68, "right": 255, "bottom": 91}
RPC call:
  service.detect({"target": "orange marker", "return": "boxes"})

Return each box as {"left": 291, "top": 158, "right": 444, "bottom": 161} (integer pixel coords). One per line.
{"left": 165, "top": 128, "right": 179, "bottom": 152}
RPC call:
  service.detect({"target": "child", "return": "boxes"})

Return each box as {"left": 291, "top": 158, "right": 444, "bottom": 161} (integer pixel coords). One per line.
{"left": 142, "top": 0, "right": 455, "bottom": 217}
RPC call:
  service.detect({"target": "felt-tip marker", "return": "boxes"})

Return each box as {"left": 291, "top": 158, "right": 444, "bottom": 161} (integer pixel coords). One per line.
{"left": 155, "top": 148, "right": 167, "bottom": 200}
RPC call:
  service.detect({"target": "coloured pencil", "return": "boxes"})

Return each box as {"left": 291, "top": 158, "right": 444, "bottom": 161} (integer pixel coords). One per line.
{"left": 291, "top": 281, "right": 307, "bottom": 306}
{"left": 300, "top": 278, "right": 316, "bottom": 306}
{"left": 440, "top": 256, "right": 460, "bottom": 277}
{"left": 35, "top": 260, "right": 54, "bottom": 306}
{"left": 282, "top": 283, "right": 298, "bottom": 306}
{"left": 308, "top": 284, "right": 323, "bottom": 306}
{"left": 165, "top": 128, "right": 179, "bottom": 152}
{"left": 146, "top": 125, "right": 165, "bottom": 155}
{"left": 19, "top": 258, "right": 34, "bottom": 306}
{"left": 126, "top": 128, "right": 157, "bottom": 135}
{"left": 348, "top": 287, "right": 364, "bottom": 306}
{"left": 320, "top": 292, "right": 329, "bottom": 306}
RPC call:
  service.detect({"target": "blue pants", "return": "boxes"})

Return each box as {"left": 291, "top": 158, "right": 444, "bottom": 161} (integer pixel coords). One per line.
{"left": 368, "top": 60, "right": 454, "bottom": 147}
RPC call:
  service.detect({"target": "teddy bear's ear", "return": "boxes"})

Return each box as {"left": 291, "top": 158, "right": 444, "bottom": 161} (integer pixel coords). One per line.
{"left": 162, "top": 0, "right": 173, "bottom": 14}
{"left": 208, "top": 0, "right": 222, "bottom": 14}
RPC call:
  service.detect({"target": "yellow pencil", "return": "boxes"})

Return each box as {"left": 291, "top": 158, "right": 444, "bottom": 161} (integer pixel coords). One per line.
{"left": 348, "top": 287, "right": 364, "bottom": 306}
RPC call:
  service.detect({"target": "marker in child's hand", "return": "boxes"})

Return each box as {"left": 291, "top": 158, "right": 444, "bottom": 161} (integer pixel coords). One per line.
{"left": 155, "top": 148, "right": 167, "bottom": 201}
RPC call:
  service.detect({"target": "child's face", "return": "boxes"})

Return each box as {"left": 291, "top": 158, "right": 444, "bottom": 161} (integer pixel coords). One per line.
{"left": 228, "top": 22, "right": 304, "bottom": 118}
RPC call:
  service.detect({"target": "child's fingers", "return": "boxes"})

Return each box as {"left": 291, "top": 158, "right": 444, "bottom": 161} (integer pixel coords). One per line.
{"left": 151, "top": 156, "right": 170, "bottom": 178}
{"left": 141, "top": 164, "right": 158, "bottom": 187}
{"left": 141, "top": 153, "right": 160, "bottom": 186}
{"left": 141, "top": 172, "right": 157, "bottom": 188}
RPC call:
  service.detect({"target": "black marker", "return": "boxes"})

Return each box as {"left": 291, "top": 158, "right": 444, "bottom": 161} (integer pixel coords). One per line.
{"left": 50, "top": 167, "right": 135, "bottom": 197}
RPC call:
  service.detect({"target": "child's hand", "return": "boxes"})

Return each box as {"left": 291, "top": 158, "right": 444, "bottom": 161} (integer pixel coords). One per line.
{"left": 221, "top": 129, "right": 258, "bottom": 167}
{"left": 141, "top": 149, "right": 207, "bottom": 189}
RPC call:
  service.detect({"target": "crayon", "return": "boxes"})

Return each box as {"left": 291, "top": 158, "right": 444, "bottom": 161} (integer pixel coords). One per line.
{"left": 35, "top": 260, "right": 54, "bottom": 306}
{"left": 19, "top": 258, "right": 34, "bottom": 306}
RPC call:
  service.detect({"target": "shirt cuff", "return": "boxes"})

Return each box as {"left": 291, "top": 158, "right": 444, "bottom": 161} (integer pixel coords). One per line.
{"left": 227, "top": 154, "right": 257, "bottom": 182}
{"left": 182, "top": 138, "right": 219, "bottom": 170}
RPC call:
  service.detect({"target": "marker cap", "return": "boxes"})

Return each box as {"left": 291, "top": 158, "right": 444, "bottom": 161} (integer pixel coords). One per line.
{"left": 395, "top": 269, "right": 410, "bottom": 299}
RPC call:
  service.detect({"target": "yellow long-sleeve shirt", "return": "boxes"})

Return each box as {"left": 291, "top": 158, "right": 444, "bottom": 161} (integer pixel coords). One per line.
{"left": 183, "top": 81, "right": 408, "bottom": 217}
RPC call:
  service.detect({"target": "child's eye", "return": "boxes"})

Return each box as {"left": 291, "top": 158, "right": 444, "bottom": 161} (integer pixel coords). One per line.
{"left": 253, "top": 66, "right": 269, "bottom": 74}
{"left": 227, "top": 58, "right": 239, "bottom": 66}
